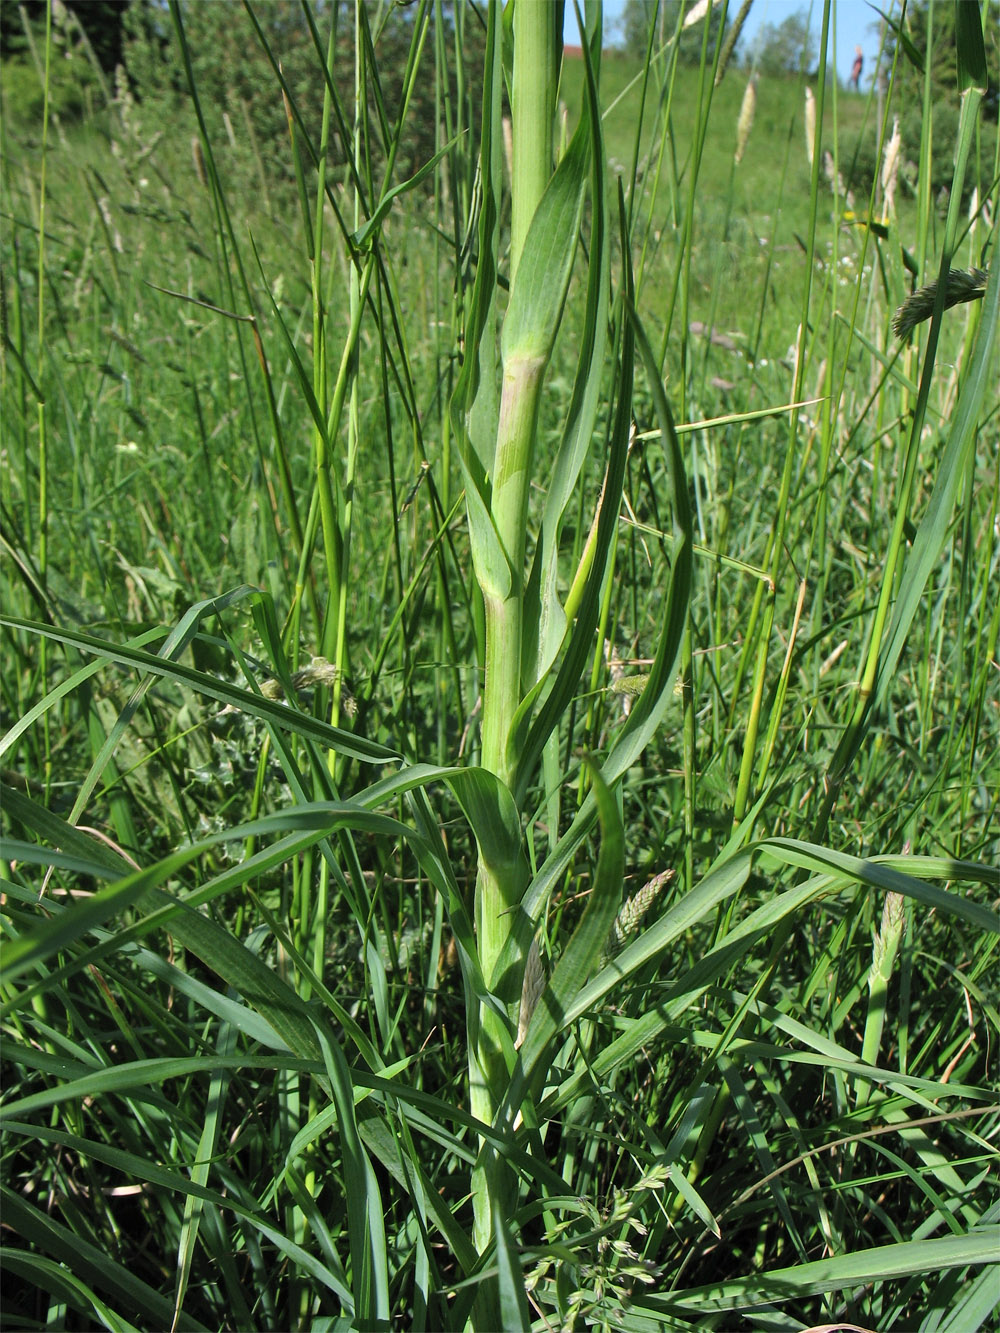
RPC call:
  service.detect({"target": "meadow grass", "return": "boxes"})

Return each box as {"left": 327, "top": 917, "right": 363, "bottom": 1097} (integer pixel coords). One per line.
{"left": 1, "top": 2, "right": 998, "bottom": 1330}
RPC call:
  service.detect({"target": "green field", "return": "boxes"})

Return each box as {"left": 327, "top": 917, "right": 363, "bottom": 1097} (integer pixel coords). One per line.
{"left": 2, "top": 3, "right": 998, "bottom": 1330}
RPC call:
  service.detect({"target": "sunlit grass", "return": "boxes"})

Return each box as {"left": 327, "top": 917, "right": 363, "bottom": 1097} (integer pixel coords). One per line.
{"left": 2, "top": 1, "right": 997, "bottom": 1330}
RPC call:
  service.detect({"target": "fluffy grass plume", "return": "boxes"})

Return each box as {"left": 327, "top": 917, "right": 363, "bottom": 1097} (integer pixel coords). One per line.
{"left": 804, "top": 85, "right": 816, "bottom": 169}
{"left": 734, "top": 74, "right": 756, "bottom": 164}
{"left": 881, "top": 115, "right": 901, "bottom": 219}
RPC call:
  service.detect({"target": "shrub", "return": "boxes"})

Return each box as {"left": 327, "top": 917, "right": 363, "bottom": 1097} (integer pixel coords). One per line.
{"left": 839, "top": 103, "right": 997, "bottom": 210}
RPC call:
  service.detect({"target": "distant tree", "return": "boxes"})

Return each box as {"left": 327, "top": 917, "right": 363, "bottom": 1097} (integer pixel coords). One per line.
{"left": 752, "top": 9, "right": 816, "bottom": 77}
{"left": 1, "top": 0, "right": 130, "bottom": 123}
{"left": 1, "top": 1, "right": 39, "bottom": 61}
{"left": 880, "top": 0, "right": 999, "bottom": 119}
{"left": 621, "top": 0, "right": 727, "bottom": 67}
{"left": 122, "top": 1, "right": 483, "bottom": 191}
{"left": 841, "top": 0, "right": 998, "bottom": 206}
{"left": 1, "top": 0, "right": 130, "bottom": 70}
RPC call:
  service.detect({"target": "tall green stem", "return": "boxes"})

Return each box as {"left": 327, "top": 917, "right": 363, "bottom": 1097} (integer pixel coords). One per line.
{"left": 480, "top": 355, "right": 546, "bottom": 779}
{"left": 469, "top": 0, "right": 556, "bottom": 1268}
{"left": 36, "top": 1, "right": 53, "bottom": 788}
{"left": 510, "top": 3, "right": 555, "bottom": 278}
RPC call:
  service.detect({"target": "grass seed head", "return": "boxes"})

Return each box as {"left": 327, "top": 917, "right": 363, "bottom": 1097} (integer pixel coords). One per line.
{"left": 114, "top": 63, "right": 136, "bottom": 135}
{"left": 716, "top": 0, "right": 754, "bottom": 84}
{"left": 734, "top": 76, "right": 757, "bottom": 165}
{"left": 258, "top": 658, "right": 357, "bottom": 715}
{"left": 191, "top": 136, "right": 208, "bottom": 189}
{"left": 823, "top": 149, "right": 854, "bottom": 209}
{"left": 684, "top": 0, "right": 710, "bottom": 27}
{"left": 823, "top": 149, "right": 839, "bottom": 193}
{"left": 893, "top": 266, "right": 989, "bottom": 339}
{"left": 804, "top": 87, "right": 816, "bottom": 169}
{"left": 606, "top": 870, "right": 675, "bottom": 957}
{"left": 871, "top": 890, "right": 906, "bottom": 977}
{"left": 881, "top": 116, "right": 901, "bottom": 219}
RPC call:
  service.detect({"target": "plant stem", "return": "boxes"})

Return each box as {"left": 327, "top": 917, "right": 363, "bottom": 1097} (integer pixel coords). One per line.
{"left": 36, "top": 1, "right": 52, "bottom": 791}
{"left": 857, "top": 892, "right": 906, "bottom": 1110}
{"left": 510, "top": 1, "right": 555, "bottom": 279}
{"left": 469, "top": 0, "right": 556, "bottom": 1269}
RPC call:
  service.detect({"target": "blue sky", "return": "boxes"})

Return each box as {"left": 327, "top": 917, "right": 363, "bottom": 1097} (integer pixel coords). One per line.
{"left": 562, "top": 0, "right": 892, "bottom": 87}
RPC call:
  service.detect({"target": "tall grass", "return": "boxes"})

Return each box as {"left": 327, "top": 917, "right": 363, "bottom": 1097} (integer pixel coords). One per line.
{"left": 2, "top": 1, "right": 998, "bottom": 1329}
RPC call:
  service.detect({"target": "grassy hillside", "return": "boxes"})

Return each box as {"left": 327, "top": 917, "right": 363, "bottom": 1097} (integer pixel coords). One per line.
{"left": 563, "top": 52, "right": 878, "bottom": 316}
{"left": 2, "top": 4, "right": 998, "bottom": 1330}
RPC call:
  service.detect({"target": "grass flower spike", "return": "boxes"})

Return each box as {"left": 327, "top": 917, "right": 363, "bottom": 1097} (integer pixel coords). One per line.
{"left": 881, "top": 116, "right": 901, "bottom": 220}
{"left": 893, "top": 266, "right": 989, "bottom": 338}
{"left": 804, "top": 86, "right": 816, "bottom": 169}
{"left": 734, "top": 75, "right": 757, "bottom": 164}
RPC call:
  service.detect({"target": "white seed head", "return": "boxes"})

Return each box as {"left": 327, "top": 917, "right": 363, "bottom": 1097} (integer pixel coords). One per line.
{"left": 823, "top": 149, "right": 848, "bottom": 201}
{"left": 881, "top": 116, "right": 901, "bottom": 218}
{"left": 804, "top": 87, "right": 816, "bottom": 169}
{"left": 734, "top": 76, "right": 757, "bottom": 164}
{"left": 684, "top": 0, "right": 710, "bottom": 27}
